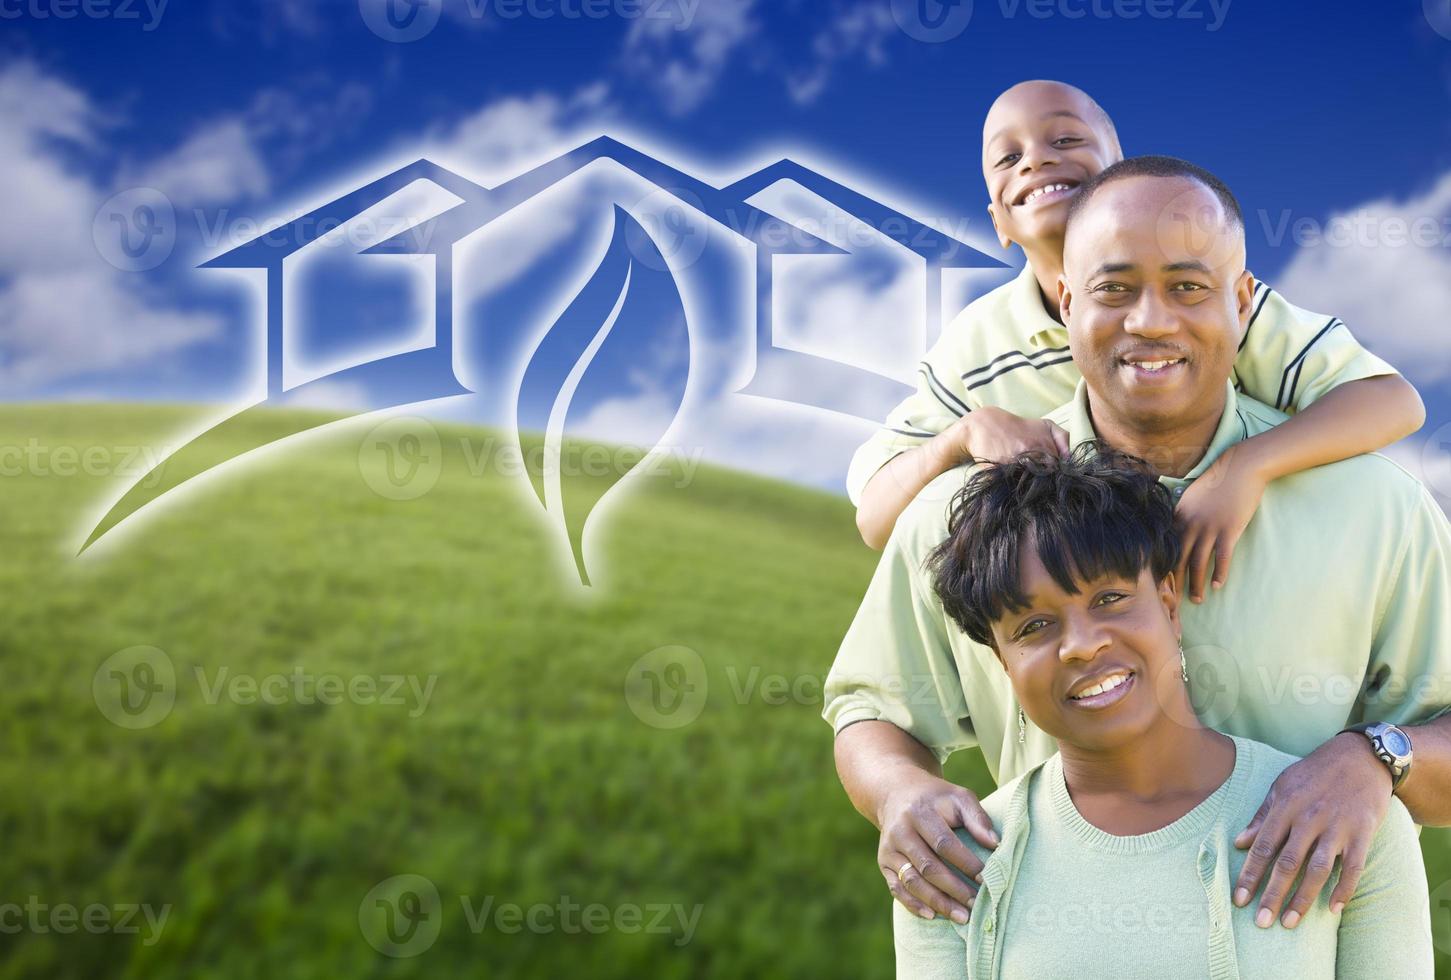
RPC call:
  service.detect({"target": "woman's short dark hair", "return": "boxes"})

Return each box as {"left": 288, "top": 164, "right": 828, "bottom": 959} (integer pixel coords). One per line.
{"left": 927, "top": 443, "right": 1182, "bottom": 646}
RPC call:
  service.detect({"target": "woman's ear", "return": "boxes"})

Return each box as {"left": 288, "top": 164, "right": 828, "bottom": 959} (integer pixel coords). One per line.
{"left": 1158, "top": 570, "right": 1183, "bottom": 635}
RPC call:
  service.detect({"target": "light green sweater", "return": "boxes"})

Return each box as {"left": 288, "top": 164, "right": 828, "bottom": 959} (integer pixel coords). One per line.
{"left": 893, "top": 736, "right": 1433, "bottom": 979}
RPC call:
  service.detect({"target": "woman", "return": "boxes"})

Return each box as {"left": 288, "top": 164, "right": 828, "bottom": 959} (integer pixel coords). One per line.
{"left": 893, "top": 445, "right": 1433, "bottom": 979}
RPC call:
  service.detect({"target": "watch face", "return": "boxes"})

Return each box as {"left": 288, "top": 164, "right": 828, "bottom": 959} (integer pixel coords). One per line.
{"left": 1382, "top": 728, "right": 1412, "bottom": 757}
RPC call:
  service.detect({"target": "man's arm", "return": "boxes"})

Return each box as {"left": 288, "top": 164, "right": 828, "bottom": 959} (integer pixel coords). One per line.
{"left": 1391, "top": 713, "right": 1451, "bottom": 824}
{"left": 1233, "top": 484, "right": 1451, "bottom": 927}
{"left": 835, "top": 720, "right": 996, "bottom": 926}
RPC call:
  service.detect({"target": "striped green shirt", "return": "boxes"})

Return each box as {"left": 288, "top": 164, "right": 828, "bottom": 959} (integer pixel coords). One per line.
{"left": 846, "top": 265, "right": 1399, "bottom": 504}
{"left": 824, "top": 381, "right": 1451, "bottom": 785}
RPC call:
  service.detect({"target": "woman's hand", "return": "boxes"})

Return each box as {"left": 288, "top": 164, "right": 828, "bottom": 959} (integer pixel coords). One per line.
{"left": 1174, "top": 444, "right": 1269, "bottom": 603}
{"left": 955, "top": 406, "right": 1070, "bottom": 465}
{"left": 876, "top": 772, "right": 999, "bottom": 925}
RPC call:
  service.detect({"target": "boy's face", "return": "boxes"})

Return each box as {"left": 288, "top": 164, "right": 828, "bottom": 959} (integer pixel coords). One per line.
{"left": 982, "top": 82, "right": 1121, "bottom": 252}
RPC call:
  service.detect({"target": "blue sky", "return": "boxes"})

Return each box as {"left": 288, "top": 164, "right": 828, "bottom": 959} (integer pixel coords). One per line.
{"left": 5, "top": 0, "right": 1451, "bottom": 501}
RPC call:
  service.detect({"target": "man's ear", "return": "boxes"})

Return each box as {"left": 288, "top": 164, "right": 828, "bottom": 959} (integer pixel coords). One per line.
{"left": 1058, "top": 273, "right": 1073, "bottom": 325}
{"left": 1234, "top": 269, "right": 1256, "bottom": 343}
{"left": 987, "top": 203, "right": 1013, "bottom": 250}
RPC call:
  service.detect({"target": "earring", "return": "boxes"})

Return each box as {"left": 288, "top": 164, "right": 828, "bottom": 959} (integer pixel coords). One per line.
{"left": 1180, "top": 644, "right": 1189, "bottom": 684}
{"left": 1017, "top": 705, "right": 1026, "bottom": 744}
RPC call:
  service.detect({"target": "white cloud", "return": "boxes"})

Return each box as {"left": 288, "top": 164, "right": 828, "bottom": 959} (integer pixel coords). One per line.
{"left": 0, "top": 62, "right": 224, "bottom": 395}
{"left": 620, "top": 0, "right": 758, "bottom": 116}
{"left": 1270, "top": 172, "right": 1451, "bottom": 387}
{"left": 0, "top": 270, "right": 221, "bottom": 390}
{"left": 784, "top": 1, "right": 895, "bottom": 106}
{"left": 120, "top": 118, "right": 270, "bottom": 207}
{"left": 426, "top": 83, "right": 611, "bottom": 179}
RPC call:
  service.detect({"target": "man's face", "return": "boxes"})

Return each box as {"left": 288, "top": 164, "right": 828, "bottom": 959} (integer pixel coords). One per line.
{"left": 988, "top": 549, "right": 1182, "bottom": 751}
{"left": 1060, "top": 175, "right": 1253, "bottom": 439}
{"left": 982, "top": 82, "right": 1121, "bottom": 251}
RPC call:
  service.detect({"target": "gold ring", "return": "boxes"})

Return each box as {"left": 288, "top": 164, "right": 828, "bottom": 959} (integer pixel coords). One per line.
{"left": 897, "top": 861, "right": 914, "bottom": 882}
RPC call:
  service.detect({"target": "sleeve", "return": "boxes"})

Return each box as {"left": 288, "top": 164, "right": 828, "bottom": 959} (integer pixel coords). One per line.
{"left": 845, "top": 336, "right": 977, "bottom": 506}
{"left": 1334, "top": 799, "right": 1434, "bottom": 979}
{"left": 821, "top": 503, "right": 977, "bottom": 764}
{"left": 1233, "top": 285, "right": 1400, "bottom": 415}
{"left": 1358, "top": 487, "right": 1451, "bottom": 729}
{"left": 894, "top": 901, "right": 971, "bottom": 980}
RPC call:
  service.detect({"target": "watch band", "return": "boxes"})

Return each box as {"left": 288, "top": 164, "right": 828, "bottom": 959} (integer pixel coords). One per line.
{"left": 1339, "top": 722, "right": 1412, "bottom": 789}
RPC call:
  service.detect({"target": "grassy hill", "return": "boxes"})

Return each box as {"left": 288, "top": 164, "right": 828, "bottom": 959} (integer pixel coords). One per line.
{"left": 1, "top": 404, "right": 1447, "bottom": 978}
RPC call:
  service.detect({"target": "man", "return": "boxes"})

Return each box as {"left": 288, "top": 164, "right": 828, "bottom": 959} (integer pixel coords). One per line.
{"left": 824, "top": 155, "right": 1451, "bottom": 934}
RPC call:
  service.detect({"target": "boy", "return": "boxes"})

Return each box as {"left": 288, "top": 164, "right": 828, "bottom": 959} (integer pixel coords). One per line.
{"left": 850, "top": 80, "right": 1424, "bottom": 603}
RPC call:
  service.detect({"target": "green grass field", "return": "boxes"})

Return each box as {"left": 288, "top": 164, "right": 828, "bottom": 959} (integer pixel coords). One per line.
{"left": 2, "top": 404, "right": 1448, "bottom": 978}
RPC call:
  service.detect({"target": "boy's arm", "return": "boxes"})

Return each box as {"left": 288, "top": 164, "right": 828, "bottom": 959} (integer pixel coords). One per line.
{"left": 1177, "top": 376, "right": 1424, "bottom": 601}
{"left": 857, "top": 409, "right": 1070, "bottom": 550}
{"left": 1229, "top": 373, "right": 1424, "bottom": 482}
{"left": 1177, "top": 282, "right": 1425, "bottom": 599}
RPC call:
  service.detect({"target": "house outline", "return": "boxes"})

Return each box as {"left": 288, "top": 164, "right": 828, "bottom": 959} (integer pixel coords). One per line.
{"left": 80, "top": 136, "right": 1005, "bottom": 552}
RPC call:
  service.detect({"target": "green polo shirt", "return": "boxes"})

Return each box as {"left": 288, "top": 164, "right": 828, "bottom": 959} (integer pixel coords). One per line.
{"left": 845, "top": 265, "right": 1400, "bottom": 504}
{"left": 824, "top": 380, "right": 1451, "bottom": 785}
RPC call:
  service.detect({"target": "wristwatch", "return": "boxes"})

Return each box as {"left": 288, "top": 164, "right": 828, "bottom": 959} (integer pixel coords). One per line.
{"left": 1339, "top": 722, "right": 1413, "bottom": 790}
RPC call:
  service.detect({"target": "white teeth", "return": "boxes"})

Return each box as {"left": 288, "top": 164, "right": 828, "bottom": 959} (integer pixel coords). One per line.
{"left": 1129, "top": 359, "right": 1183, "bottom": 372}
{"left": 1071, "top": 672, "right": 1129, "bottom": 700}
{"left": 1022, "top": 182, "right": 1072, "bottom": 205}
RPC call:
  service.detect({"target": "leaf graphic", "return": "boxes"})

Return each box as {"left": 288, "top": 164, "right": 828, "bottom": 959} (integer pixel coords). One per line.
{"left": 513, "top": 204, "right": 691, "bottom": 586}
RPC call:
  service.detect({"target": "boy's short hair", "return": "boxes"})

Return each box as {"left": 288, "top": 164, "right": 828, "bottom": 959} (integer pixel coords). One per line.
{"left": 927, "top": 444, "right": 1182, "bottom": 646}
{"left": 1064, "top": 154, "right": 1244, "bottom": 235}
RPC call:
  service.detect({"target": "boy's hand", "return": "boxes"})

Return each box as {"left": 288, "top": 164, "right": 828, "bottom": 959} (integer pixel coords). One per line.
{"left": 953, "top": 406, "right": 1070, "bottom": 465}
{"left": 1175, "top": 445, "right": 1268, "bottom": 603}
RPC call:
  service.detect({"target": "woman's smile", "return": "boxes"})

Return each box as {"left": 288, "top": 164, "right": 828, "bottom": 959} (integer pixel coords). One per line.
{"left": 1064, "top": 668, "right": 1136, "bottom": 710}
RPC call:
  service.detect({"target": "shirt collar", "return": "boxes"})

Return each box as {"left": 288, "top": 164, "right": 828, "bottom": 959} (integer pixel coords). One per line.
{"left": 1059, "top": 379, "right": 1250, "bottom": 496}
{"left": 1009, "top": 263, "right": 1068, "bottom": 349}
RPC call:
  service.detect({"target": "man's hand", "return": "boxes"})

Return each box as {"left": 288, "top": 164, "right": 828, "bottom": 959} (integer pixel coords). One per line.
{"left": 1175, "top": 445, "right": 1268, "bottom": 603}
{"left": 876, "top": 772, "right": 999, "bottom": 925}
{"left": 953, "top": 406, "right": 1070, "bottom": 465}
{"left": 1233, "top": 733, "right": 1392, "bottom": 927}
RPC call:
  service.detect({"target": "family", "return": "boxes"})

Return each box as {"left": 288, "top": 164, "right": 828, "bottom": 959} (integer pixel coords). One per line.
{"left": 823, "top": 80, "right": 1451, "bottom": 977}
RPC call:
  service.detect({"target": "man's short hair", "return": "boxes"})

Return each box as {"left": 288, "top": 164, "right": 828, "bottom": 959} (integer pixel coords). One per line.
{"left": 927, "top": 444, "right": 1182, "bottom": 646}
{"left": 1064, "top": 154, "right": 1244, "bottom": 236}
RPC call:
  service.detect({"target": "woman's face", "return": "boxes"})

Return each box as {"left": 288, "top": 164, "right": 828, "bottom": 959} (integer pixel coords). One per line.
{"left": 988, "top": 544, "right": 1183, "bottom": 751}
